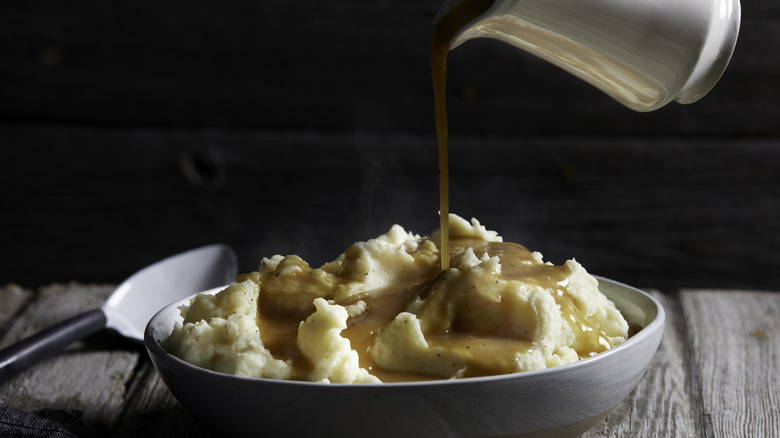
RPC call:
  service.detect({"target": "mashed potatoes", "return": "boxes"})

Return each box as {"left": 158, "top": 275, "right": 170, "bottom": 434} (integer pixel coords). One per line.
{"left": 163, "top": 214, "right": 629, "bottom": 383}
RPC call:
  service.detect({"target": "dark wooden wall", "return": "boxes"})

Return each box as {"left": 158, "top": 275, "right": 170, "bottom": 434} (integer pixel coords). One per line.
{"left": 1, "top": 0, "right": 778, "bottom": 292}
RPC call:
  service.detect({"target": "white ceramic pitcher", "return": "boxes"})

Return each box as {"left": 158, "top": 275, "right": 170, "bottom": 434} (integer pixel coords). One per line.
{"left": 434, "top": 0, "right": 741, "bottom": 111}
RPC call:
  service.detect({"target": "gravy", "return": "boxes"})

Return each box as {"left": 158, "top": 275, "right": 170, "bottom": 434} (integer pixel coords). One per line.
{"left": 252, "top": 241, "right": 612, "bottom": 382}
{"left": 431, "top": 0, "right": 495, "bottom": 270}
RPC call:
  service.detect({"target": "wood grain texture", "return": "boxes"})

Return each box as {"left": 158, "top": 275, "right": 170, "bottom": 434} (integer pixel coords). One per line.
{"left": 680, "top": 290, "right": 780, "bottom": 437}
{"left": 583, "top": 291, "right": 696, "bottom": 437}
{"left": 0, "top": 285, "right": 33, "bottom": 335}
{"left": 0, "top": 283, "right": 141, "bottom": 435}
{"left": 0, "top": 0, "right": 775, "bottom": 137}
{"left": 112, "top": 362, "right": 211, "bottom": 438}
{"left": 1, "top": 125, "right": 778, "bottom": 292}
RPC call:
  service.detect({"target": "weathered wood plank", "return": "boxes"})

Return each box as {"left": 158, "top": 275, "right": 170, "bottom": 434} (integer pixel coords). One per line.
{"left": 0, "top": 285, "right": 34, "bottom": 336}
{"left": 0, "top": 283, "right": 141, "bottom": 435}
{"left": 583, "top": 291, "right": 696, "bottom": 437}
{"left": 679, "top": 290, "right": 780, "bottom": 437}
{"left": 1, "top": 125, "right": 779, "bottom": 293}
{"left": 0, "top": 0, "right": 774, "bottom": 137}
{"left": 111, "top": 361, "right": 212, "bottom": 438}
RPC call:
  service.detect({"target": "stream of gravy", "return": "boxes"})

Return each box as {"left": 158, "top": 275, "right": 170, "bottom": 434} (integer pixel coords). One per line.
{"left": 431, "top": 0, "right": 496, "bottom": 270}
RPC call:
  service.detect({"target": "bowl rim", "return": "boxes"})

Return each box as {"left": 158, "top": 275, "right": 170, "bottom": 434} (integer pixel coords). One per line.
{"left": 145, "top": 275, "right": 665, "bottom": 388}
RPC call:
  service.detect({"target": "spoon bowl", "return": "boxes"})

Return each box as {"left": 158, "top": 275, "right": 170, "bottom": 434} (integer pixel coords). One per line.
{"left": 103, "top": 244, "right": 238, "bottom": 341}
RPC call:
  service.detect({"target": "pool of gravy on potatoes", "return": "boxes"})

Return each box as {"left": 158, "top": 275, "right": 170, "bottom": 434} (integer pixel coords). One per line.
{"left": 239, "top": 240, "right": 617, "bottom": 382}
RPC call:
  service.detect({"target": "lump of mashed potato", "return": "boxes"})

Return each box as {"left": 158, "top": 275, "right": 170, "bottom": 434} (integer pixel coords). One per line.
{"left": 163, "top": 214, "right": 629, "bottom": 383}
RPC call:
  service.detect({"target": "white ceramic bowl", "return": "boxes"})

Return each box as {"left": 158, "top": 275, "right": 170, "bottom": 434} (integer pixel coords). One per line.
{"left": 145, "top": 277, "right": 664, "bottom": 438}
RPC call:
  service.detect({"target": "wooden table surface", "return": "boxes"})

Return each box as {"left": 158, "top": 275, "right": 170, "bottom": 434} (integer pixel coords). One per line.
{"left": 0, "top": 283, "right": 776, "bottom": 437}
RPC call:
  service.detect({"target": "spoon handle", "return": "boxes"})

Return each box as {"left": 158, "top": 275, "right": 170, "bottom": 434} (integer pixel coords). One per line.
{"left": 0, "top": 308, "right": 107, "bottom": 383}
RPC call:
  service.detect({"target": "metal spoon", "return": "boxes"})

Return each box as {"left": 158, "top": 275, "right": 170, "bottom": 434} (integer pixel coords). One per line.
{"left": 0, "top": 244, "right": 238, "bottom": 382}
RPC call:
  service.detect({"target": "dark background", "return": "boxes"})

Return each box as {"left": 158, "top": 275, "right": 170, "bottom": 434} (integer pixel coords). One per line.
{"left": 1, "top": 0, "right": 777, "bottom": 292}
